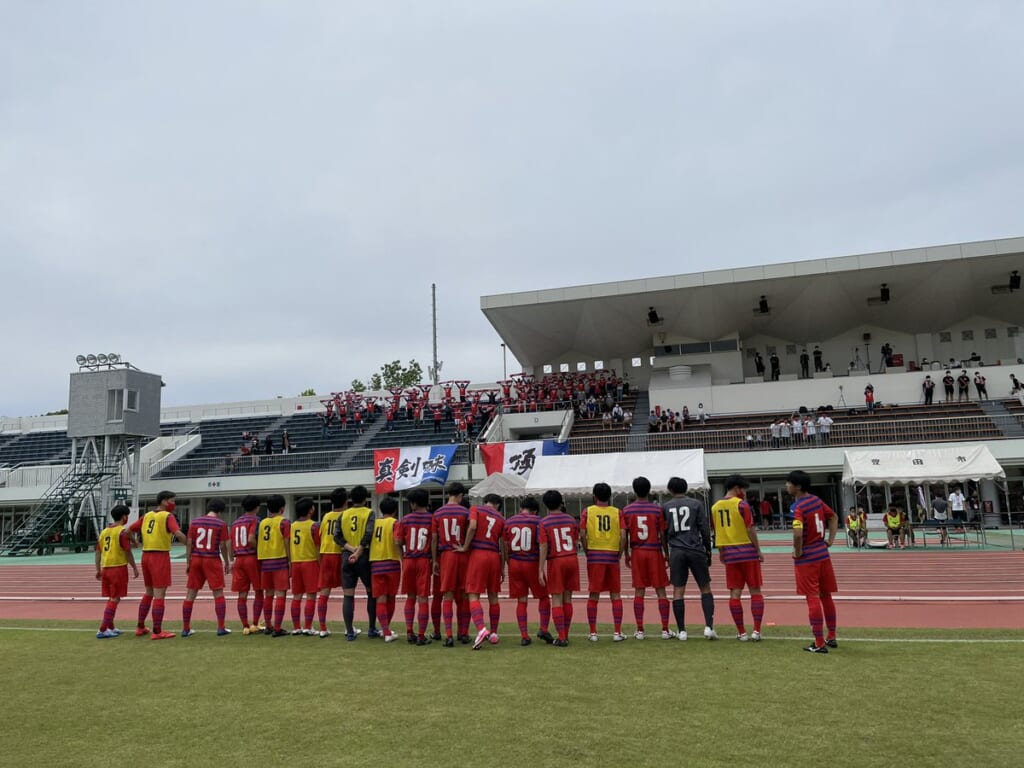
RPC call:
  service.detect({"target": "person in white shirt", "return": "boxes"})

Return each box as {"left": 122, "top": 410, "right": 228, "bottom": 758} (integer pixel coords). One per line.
{"left": 804, "top": 416, "right": 817, "bottom": 445}
{"left": 817, "top": 414, "right": 833, "bottom": 444}
{"left": 949, "top": 487, "right": 966, "bottom": 524}
{"left": 780, "top": 419, "right": 792, "bottom": 446}
{"left": 791, "top": 416, "right": 803, "bottom": 446}
{"left": 769, "top": 420, "right": 781, "bottom": 448}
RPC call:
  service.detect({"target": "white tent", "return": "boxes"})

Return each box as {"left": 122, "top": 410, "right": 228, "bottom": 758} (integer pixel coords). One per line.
{"left": 468, "top": 473, "right": 528, "bottom": 499}
{"left": 524, "top": 450, "right": 707, "bottom": 496}
{"left": 841, "top": 446, "right": 1005, "bottom": 486}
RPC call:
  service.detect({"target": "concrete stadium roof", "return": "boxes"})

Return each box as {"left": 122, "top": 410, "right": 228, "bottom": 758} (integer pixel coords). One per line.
{"left": 481, "top": 236, "right": 1024, "bottom": 367}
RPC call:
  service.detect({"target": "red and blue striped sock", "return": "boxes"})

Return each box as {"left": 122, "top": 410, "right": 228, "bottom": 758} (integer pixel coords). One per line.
{"left": 457, "top": 597, "right": 470, "bottom": 637}
{"left": 376, "top": 601, "right": 390, "bottom": 634}
{"left": 100, "top": 599, "right": 117, "bottom": 632}
{"left": 658, "top": 598, "right": 671, "bottom": 631}
{"left": 516, "top": 601, "right": 529, "bottom": 638}
{"left": 387, "top": 597, "right": 396, "bottom": 624}
{"left": 182, "top": 598, "right": 195, "bottom": 632}
{"left": 404, "top": 597, "right": 416, "bottom": 634}
{"left": 552, "top": 605, "right": 566, "bottom": 640}
{"left": 152, "top": 598, "right": 165, "bottom": 633}
{"left": 564, "top": 601, "right": 574, "bottom": 633}
{"left": 442, "top": 598, "right": 454, "bottom": 637}
{"left": 728, "top": 597, "right": 746, "bottom": 634}
{"left": 539, "top": 596, "right": 551, "bottom": 633}
{"left": 317, "top": 594, "right": 329, "bottom": 632}
{"left": 303, "top": 597, "right": 315, "bottom": 630}
{"left": 633, "top": 596, "right": 645, "bottom": 632}
{"left": 214, "top": 595, "right": 226, "bottom": 630}
{"left": 273, "top": 595, "right": 285, "bottom": 631}
{"left": 431, "top": 592, "right": 442, "bottom": 635}
{"left": 587, "top": 599, "right": 599, "bottom": 634}
{"left": 470, "top": 600, "right": 486, "bottom": 632}
{"left": 252, "top": 591, "right": 264, "bottom": 626}
{"left": 807, "top": 596, "right": 825, "bottom": 646}
{"left": 489, "top": 601, "right": 500, "bottom": 633}
{"left": 417, "top": 600, "right": 429, "bottom": 638}
{"left": 821, "top": 593, "right": 837, "bottom": 640}
{"left": 611, "top": 598, "right": 624, "bottom": 633}
{"left": 237, "top": 596, "right": 249, "bottom": 628}
{"left": 137, "top": 594, "right": 152, "bottom": 629}
{"left": 751, "top": 595, "right": 765, "bottom": 632}
{"left": 290, "top": 598, "right": 302, "bottom": 630}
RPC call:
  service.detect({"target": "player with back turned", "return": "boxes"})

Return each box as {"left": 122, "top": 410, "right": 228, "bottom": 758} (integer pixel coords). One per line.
{"left": 369, "top": 497, "right": 403, "bottom": 643}
{"left": 315, "top": 487, "right": 348, "bottom": 638}
{"left": 538, "top": 490, "right": 580, "bottom": 647}
{"left": 662, "top": 476, "right": 717, "bottom": 640}
{"left": 581, "top": 482, "right": 626, "bottom": 642}
{"left": 257, "top": 494, "right": 291, "bottom": 637}
{"left": 396, "top": 488, "right": 435, "bottom": 645}
{"left": 95, "top": 505, "right": 139, "bottom": 639}
{"left": 503, "top": 496, "right": 554, "bottom": 645}
{"left": 182, "top": 499, "right": 232, "bottom": 638}
{"left": 230, "top": 496, "right": 264, "bottom": 634}
{"left": 623, "top": 476, "right": 675, "bottom": 640}
{"left": 336, "top": 485, "right": 380, "bottom": 641}
{"left": 710, "top": 475, "right": 765, "bottom": 641}
{"left": 129, "top": 490, "right": 188, "bottom": 640}
{"left": 432, "top": 482, "right": 472, "bottom": 646}
{"left": 786, "top": 470, "right": 839, "bottom": 653}
{"left": 289, "top": 498, "right": 321, "bottom": 635}
{"left": 461, "top": 493, "right": 506, "bottom": 650}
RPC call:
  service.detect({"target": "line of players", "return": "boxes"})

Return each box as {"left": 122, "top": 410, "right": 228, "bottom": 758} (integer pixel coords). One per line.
{"left": 94, "top": 470, "right": 840, "bottom": 652}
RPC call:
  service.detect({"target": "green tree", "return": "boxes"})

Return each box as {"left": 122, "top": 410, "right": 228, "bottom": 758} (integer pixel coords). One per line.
{"left": 350, "top": 379, "right": 366, "bottom": 393}
{"left": 379, "top": 359, "right": 424, "bottom": 388}
{"left": 369, "top": 373, "right": 383, "bottom": 390}
{"left": 299, "top": 388, "right": 316, "bottom": 397}
{"left": 45, "top": 409, "right": 69, "bottom": 416}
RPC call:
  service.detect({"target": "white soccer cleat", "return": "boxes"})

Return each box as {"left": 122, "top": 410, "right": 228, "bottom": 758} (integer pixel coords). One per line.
{"left": 678, "top": 631, "right": 688, "bottom": 642}
{"left": 318, "top": 630, "right": 331, "bottom": 639}
{"left": 242, "top": 627, "right": 251, "bottom": 636}
{"left": 302, "top": 629, "right": 315, "bottom": 636}
{"left": 634, "top": 630, "right": 646, "bottom": 641}
{"left": 751, "top": 630, "right": 762, "bottom": 642}
{"left": 588, "top": 633, "right": 599, "bottom": 642}
{"left": 660, "top": 629, "right": 677, "bottom": 639}
{"left": 291, "top": 628, "right": 303, "bottom": 635}
{"left": 473, "top": 626, "right": 491, "bottom": 650}
{"left": 384, "top": 631, "right": 398, "bottom": 643}
{"left": 704, "top": 626, "right": 719, "bottom": 641}
{"left": 612, "top": 632, "right": 626, "bottom": 642}
{"left": 737, "top": 632, "right": 749, "bottom": 642}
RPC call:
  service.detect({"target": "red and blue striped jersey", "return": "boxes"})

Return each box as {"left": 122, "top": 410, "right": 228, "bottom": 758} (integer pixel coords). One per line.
{"left": 189, "top": 515, "right": 227, "bottom": 558}
{"left": 396, "top": 510, "right": 434, "bottom": 559}
{"left": 792, "top": 494, "right": 834, "bottom": 565}
{"left": 231, "top": 513, "right": 259, "bottom": 556}
{"left": 433, "top": 504, "right": 469, "bottom": 552}
{"left": 504, "top": 513, "right": 541, "bottom": 562}
{"left": 623, "top": 501, "right": 665, "bottom": 549}
{"left": 468, "top": 506, "right": 504, "bottom": 552}
{"left": 539, "top": 512, "right": 579, "bottom": 559}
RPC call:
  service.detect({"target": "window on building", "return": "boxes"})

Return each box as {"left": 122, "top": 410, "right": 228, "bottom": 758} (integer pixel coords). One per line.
{"left": 630, "top": 357, "right": 641, "bottom": 368}
{"left": 939, "top": 331, "right": 952, "bottom": 343}
{"left": 576, "top": 362, "right": 587, "bottom": 372}
{"left": 595, "top": 360, "right": 605, "bottom": 370}
{"left": 961, "top": 330, "right": 974, "bottom": 341}
{"left": 107, "top": 389, "right": 124, "bottom": 422}
{"left": 542, "top": 364, "right": 553, "bottom": 374}
{"left": 559, "top": 363, "right": 569, "bottom": 373}
{"left": 125, "top": 389, "right": 139, "bottom": 412}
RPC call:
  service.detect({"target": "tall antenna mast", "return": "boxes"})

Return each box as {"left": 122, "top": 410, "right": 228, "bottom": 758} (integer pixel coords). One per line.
{"left": 431, "top": 283, "right": 440, "bottom": 385}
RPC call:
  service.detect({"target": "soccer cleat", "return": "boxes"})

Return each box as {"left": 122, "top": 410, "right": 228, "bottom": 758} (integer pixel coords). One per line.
{"left": 301, "top": 629, "right": 315, "bottom": 636}
{"left": 417, "top": 636, "right": 432, "bottom": 646}
{"left": 537, "top": 630, "right": 555, "bottom": 644}
{"left": 634, "top": 630, "right": 646, "bottom": 641}
{"left": 661, "top": 629, "right": 677, "bottom": 640}
{"left": 678, "top": 631, "right": 688, "bottom": 641}
{"left": 520, "top": 636, "right": 532, "bottom": 646}
{"left": 134, "top": 627, "right": 150, "bottom": 637}
{"left": 383, "top": 631, "right": 398, "bottom": 643}
{"left": 181, "top": 629, "right": 195, "bottom": 638}
{"left": 553, "top": 639, "right": 568, "bottom": 647}
{"left": 242, "top": 627, "right": 251, "bottom": 636}
{"left": 704, "top": 627, "right": 718, "bottom": 641}
{"left": 751, "top": 630, "right": 762, "bottom": 642}
{"left": 367, "top": 628, "right": 383, "bottom": 639}
{"left": 152, "top": 631, "right": 176, "bottom": 640}
{"left": 588, "top": 633, "right": 599, "bottom": 642}
{"left": 472, "top": 627, "right": 491, "bottom": 650}
{"left": 255, "top": 623, "right": 266, "bottom": 632}
{"left": 263, "top": 627, "right": 274, "bottom": 636}
{"left": 612, "top": 632, "right": 626, "bottom": 642}
{"left": 458, "top": 634, "right": 471, "bottom": 645}
{"left": 96, "top": 629, "right": 118, "bottom": 639}
{"left": 407, "top": 632, "right": 417, "bottom": 644}
{"left": 737, "top": 632, "right": 749, "bottom": 642}
{"left": 319, "top": 630, "right": 331, "bottom": 639}
{"left": 291, "top": 629, "right": 303, "bottom": 636}
{"left": 110, "top": 628, "right": 123, "bottom": 636}
{"left": 271, "top": 629, "right": 289, "bottom": 637}
{"left": 443, "top": 636, "right": 455, "bottom": 648}
{"left": 345, "top": 631, "right": 359, "bottom": 642}
{"left": 826, "top": 638, "right": 838, "bottom": 649}
{"left": 217, "top": 628, "right": 232, "bottom": 637}
{"left": 488, "top": 632, "right": 499, "bottom": 645}
{"left": 430, "top": 632, "right": 442, "bottom": 641}
{"left": 804, "top": 642, "right": 829, "bottom": 654}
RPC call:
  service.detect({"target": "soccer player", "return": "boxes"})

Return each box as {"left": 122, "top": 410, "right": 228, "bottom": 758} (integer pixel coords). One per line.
{"left": 581, "top": 482, "right": 626, "bottom": 642}
{"left": 432, "top": 482, "right": 471, "bottom": 647}
{"left": 623, "top": 476, "right": 674, "bottom": 640}
{"left": 461, "top": 493, "right": 506, "bottom": 649}
{"left": 257, "top": 494, "right": 291, "bottom": 637}
{"left": 663, "top": 476, "right": 717, "bottom": 640}
{"left": 396, "top": 488, "right": 434, "bottom": 645}
{"left": 336, "top": 485, "right": 379, "bottom": 641}
{"left": 710, "top": 475, "right": 765, "bottom": 641}
{"left": 129, "top": 490, "right": 187, "bottom": 640}
{"left": 369, "top": 497, "right": 402, "bottom": 643}
{"left": 181, "top": 499, "right": 232, "bottom": 637}
{"left": 315, "top": 487, "right": 348, "bottom": 638}
{"left": 786, "top": 470, "right": 839, "bottom": 653}
{"left": 884, "top": 506, "right": 906, "bottom": 549}
{"left": 538, "top": 490, "right": 579, "bottom": 647}
{"left": 230, "top": 495, "right": 264, "bottom": 634}
{"left": 95, "top": 505, "right": 138, "bottom": 639}
{"left": 289, "top": 497, "right": 321, "bottom": 635}
{"left": 503, "top": 496, "right": 554, "bottom": 646}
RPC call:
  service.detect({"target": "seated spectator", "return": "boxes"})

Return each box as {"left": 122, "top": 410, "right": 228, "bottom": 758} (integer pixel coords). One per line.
{"left": 884, "top": 506, "right": 907, "bottom": 549}
{"left": 673, "top": 410, "right": 683, "bottom": 431}
{"left": 611, "top": 403, "right": 624, "bottom": 425}
{"left": 622, "top": 408, "right": 633, "bottom": 431}
{"left": 648, "top": 410, "right": 658, "bottom": 432}
{"left": 845, "top": 507, "right": 866, "bottom": 548}
{"left": 601, "top": 411, "right": 612, "bottom": 430}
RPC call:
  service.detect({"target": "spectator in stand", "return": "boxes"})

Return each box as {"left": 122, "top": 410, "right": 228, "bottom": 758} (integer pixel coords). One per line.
{"left": 779, "top": 418, "right": 791, "bottom": 447}
{"left": 922, "top": 375, "right": 935, "bottom": 405}
{"left": 816, "top": 412, "right": 833, "bottom": 444}
{"left": 974, "top": 372, "right": 988, "bottom": 400}
{"left": 616, "top": 378, "right": 624, "bottom": 402}
{"left": 769, "top": 352, "right": 780, "bottom": 381}
{"left": 601, "top": 410, "right": 613, "bottom": 431}
{"left": 956, "top": 370, "right": 971, "bottom": 402}
{"left": 754, "top": 351, "right": 765, "bottom": 378}
{"left": 880, "top": 342, "right": 894, "bottom": 368}
{"left": 804, "top": 416, "right": 817, "bottom": 445}
{"left": 433, "top": 406, "right": 442, "bottom": 434}
{"left": 354, "top": 409, "right": 364, "bottom": 435}
{"left": 611, "top": 403, "right": 624, "bottom": 427}
{"left": 791, "top": 414, "right": 803, "bottom": 447}
{"left": 942, "top": 370, "right": 955, "bottom": 403}
{"left": 813, "top": 346, "right": 823, "bottom": 373}
{"left": 264, "top": 434, "right": 274, "bottom": 455}
{"left": 864, "top": 383, "right": 875, "bottom": 414}
{"left": 799, "top": 348, "right": 810, "bottom": 379}
{"left": 251, "top": 434, "right": 260, "bottom": 454}
{"left": 1010, "top": 374, "right": 1021, "bottom": 394}
{"left": 931, "top": 491, "right": 950, "bottom": 545}
{"left": 622, "top": 408, "right": 633, "bottom": 431}
{"left": 949, "top": 486, "right": 967, "bottom": 525}
{"left": 769, "top": 420, "right": 780, "bottom": 448}
{"left": 587, "top": 396, "right": 598, "bottom": 420}
{"left": 682, "top": 406, "right": 690, "bottom": 424}
{"left": 281, "top": 430, "right": 292, "bottom": 455}
{"left": 674, "top": 410, "right": 683, "bottom": 431}
{"left": 697, "top": 403, "right": 706, "bottom": 424}
{"left": 884, "top": 506, "right": 907, "bottom": 549}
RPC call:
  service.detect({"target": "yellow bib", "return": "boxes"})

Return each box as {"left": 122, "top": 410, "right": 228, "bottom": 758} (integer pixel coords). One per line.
{"left": 141, "top": 510, "right": 173, "bottom": 552}
{"left": 584, "top": 505, "right": 621, "bottom": 552}
{"left": 290, "top": 519, "right": 319, "bottom": 563}
{"left": 369, "top": 517, "right": 401, "bottom": 562}
{"left": 258, "top": 516, "right": 287, "bottom": 560}
{"left": 99, "top": 524, "right": 128, "bottom": 568}
{"left": 711, "top": 498, "right": 751, "bottom": 547}
{"left": 319, "top": 509, "right": 345, "bottom": 554}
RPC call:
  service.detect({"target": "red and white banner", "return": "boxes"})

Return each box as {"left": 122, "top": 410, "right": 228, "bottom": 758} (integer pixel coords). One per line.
{"left": 374, "top": 444, "right": 458, "bottom": 494}
{"left": 479, "top": 440, "right": 568, "bottom": 479}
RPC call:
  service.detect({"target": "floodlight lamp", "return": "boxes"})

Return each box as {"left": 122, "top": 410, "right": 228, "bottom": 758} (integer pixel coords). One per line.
{"left": 86, "top": 354, "right": 98, "bottom": 365}
{"left": 97, "top": 354, "right": 108, "bottom": 364}
{"left": 76, "top": 355, "right": 87, "bottom": 365}
{"left": 108, "top": 353, "right": 120, "bottom": 363}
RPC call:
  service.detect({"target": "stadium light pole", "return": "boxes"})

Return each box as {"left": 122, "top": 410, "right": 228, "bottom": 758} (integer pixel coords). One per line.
{"left": 501, "top": 343, "right": 507, "bottom": 380}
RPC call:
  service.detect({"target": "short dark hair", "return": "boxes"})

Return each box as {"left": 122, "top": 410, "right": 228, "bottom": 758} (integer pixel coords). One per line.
{"left": 379, "top": 497, "right": 398, "bottom": 516}
{"left": 542, "top": 489, "right": 564, "bottom": 511}
{"left": 350, "top": 485, "right": 369, "bottom": 504}
{"left": 110, "top": 505, "right": 130, "bottom": 522}
{"left": 241, "top": 495, "right": 262, "bottom": 512}
{"left": 482, "top": 493, "right": 503, "bottom": 509}
{"left": 406, "top": 488, "right": 429, "bottom": 509}
{"left": 446, "top": 481, "right": 467, "bottom": 498}
{"left": 723, "top": 474, "right": 749, "bottom": 491}
{"left": 156, "top": 490, "right": 176, "bottom": 505}
{"left": 592, "top": 482, "right": 612, "bottom": 503}
{"left": 520, "top": 497, "right": 540, "bottom": 513}
{"left": 295, "top": 497, "right": 315, "bottom": 518}
{"left": 667, "top": 476, "right": 688, "bottom": 494}
{"left": 266, "top": 494, "right": 286, "bottom": 514}
{"left": 330, "top": 487, "right": 348, "bottom": 508}
{"left": 207, "top": 498, "right": 226, "bottom": 514}
{"left": 632, "top": 476, "right": 651, "bottom": 498}
{"left": 786, "top": 470, "right": 811, "bottom": 492}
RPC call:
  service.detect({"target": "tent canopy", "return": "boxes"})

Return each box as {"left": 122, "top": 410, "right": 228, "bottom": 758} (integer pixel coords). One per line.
{"left": 842, "top": 446, "right": 1005, "bottom": 486}
{"left": 525, "top": 450, "right": 707, "bottom": 496}
{"left": 468, "top": 473, "right": 528, "bottom": 499}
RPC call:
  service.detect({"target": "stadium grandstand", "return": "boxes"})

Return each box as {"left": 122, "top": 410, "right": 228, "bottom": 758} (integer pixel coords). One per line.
{"left": 2, "top": 235, "right": 1023, "bottom": 551}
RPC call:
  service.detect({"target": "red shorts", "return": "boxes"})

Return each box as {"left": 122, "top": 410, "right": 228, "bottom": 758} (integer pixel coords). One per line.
{"left": 260, "top": 568, "right": 289, "bottom": 593}
{"left": 141, "top": 551, "right": 172, "bottom": 589}
{"left": 795, "top": 558, "right": 838, "bottom": 596}
{"left": 231, "top": 555, "right": 262, "bottom": 592}
{"left": 371, "top": 571, "right": 401, "bottom": 599}
{"left": 186, "top": 557, "right": 225, "bottom": 591}
{"left": 439, "top": 550, "right": 468, "bottom": 595}
{"left": 508, "top": 559, "right": 547, "bottom": 600}
{"left": 317, "top": 553, "right": 343, "bottom": 590}
{"left": 101, "top": 566, "right": 128, "bottom": 598}
{"left": 630, "top": 549, "right": 669, "bottom": 589}
{"left": 724, "top": 560, "right": 763, "bottom": 590}
{"left": 586, "top": 561, "right": 621, "bottom": 594}
{"left": 401, "top": 558, "right": 432, "bottom": 597}
{"left": 291, "top": 561, "right": 319, "bottom": 594}
{"left": 464, "top": 550, "right": 501, "bottom": 595}
{"left": 546, "top": 556, "right": 580, "bottom": 595}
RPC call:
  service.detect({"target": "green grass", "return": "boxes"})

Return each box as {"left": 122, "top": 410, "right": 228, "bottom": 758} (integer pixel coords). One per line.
{"left": 1, "top": 620, "right": 1022, "bottom": 768}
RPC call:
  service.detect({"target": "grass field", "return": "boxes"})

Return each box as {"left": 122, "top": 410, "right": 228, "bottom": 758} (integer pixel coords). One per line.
{"left": 2, "top": 620, "right": 1022, "bottom": 768}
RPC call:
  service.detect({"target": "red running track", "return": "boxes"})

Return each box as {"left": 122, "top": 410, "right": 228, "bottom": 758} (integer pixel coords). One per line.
{"left": 1, "top": 551, "right": 1021, "bottom": 629}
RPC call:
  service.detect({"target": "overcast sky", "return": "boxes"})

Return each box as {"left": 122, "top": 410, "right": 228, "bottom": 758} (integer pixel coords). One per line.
{"left": 2, "top": 1, "right": 1022, "bottom": 417}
